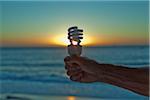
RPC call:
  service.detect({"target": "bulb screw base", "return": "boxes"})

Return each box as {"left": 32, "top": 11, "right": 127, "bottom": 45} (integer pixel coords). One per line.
{"left": 68, "top": 45, "right": 82, "bottom": 56}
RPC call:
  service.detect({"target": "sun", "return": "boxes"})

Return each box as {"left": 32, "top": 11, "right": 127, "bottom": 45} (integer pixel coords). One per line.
{"left": 50, "top": 33, "right": 95, "bottom": 46}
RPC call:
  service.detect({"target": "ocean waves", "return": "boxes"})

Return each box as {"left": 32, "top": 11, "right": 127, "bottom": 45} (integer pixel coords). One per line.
{"left": 0, "top": 46, "right": 149, "bottom": 83}
{"left": 0, "top": 63, "right": 64, "bottom": 67}
{"left": 0, "top": 46, "right": 149, "bottom": 99}
{"left": 0, "top": 66, "right": 67, "bottom": 82}
{"left": 0, "top": 72, "right": 69, "bottom": 83}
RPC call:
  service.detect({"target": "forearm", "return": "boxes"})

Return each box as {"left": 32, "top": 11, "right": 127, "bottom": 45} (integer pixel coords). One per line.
{"left": 98, "top": 64, "right": 149, "bottom": 96}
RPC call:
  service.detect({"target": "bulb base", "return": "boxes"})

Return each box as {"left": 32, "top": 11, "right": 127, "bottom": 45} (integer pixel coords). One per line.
{"left": 68, "top": 45, "right": 82, "bottom": 56}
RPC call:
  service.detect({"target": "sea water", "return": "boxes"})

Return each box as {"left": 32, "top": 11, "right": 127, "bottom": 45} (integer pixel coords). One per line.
{"left": 0, "top": 45, "right": 149, "bottom": 100}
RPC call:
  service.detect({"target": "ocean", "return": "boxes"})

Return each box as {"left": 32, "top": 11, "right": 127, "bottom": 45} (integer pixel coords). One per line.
{"left": 0, "top": 45, "right": 149, "bottom": 100}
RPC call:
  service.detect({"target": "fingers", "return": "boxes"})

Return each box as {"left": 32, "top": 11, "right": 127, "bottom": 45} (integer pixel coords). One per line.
{"left": 64, "top": 56, "right": 89, "bottom": 82}
{"left": 64, "top": 56, "right": 84, "bottom": 65}
{"left": 64, "top": 56, "right": 81, "bottom": 70}
{"left": 66, "top": 65, "right": 83, "bottom": 81}
{"left": 64, "top": 56, "right": 71, "bottom": 62}
{"left": 67, "top": 69, "right": 82, "bottom": 76}
{"left": 70, "top": 72, "right": 83, "bottom": 81}
{"left": 65, "top": 59, "right": 83, "bottom": 82}
{"left": 65, "top": 63, "right": 81, "bottom": 70}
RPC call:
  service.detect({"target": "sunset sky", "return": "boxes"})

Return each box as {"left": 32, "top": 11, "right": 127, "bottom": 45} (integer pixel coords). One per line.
{"left": 0, "top": 1, "right": 149, "bottom": 47}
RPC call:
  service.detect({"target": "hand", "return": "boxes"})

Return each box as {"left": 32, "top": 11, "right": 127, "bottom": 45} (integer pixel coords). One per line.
{"left": 64, "top": 56, "right": 149, "bottom": 96}
{"left": 64, "top": 56, "right": 104, "bottom": 83}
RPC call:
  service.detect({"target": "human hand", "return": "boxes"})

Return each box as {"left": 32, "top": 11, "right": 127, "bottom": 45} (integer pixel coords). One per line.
{"left": 64, "top": 56, "right": 149, "bottom": 96}
{"left": 64, "top": 56, "right": 104, "bottom": 83}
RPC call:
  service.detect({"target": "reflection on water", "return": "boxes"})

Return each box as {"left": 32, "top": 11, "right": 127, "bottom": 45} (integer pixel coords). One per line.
{"left": 67, "top": 96, "right": 76, "bottom": 100}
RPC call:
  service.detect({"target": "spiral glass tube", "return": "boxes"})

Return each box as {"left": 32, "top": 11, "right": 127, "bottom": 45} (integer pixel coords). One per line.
{"left": 68, "top": 26, "right": 83, "bottom": 45}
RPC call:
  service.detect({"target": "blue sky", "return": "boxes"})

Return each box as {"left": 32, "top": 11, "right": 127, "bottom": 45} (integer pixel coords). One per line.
{"left": 0, "top": 1, "right": 149, "bottom": 46}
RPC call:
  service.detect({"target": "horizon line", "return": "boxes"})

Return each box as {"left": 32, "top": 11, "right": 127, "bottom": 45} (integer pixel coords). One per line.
{"left": 0, "top": 44, "right": 149, "bottom": 48}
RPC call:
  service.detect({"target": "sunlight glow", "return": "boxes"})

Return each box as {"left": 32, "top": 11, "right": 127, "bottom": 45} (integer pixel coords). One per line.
{"left": 67, "top": 96, "right": 76, "bottom": 100}
{"left": 72, "top": 40, "right": 78, "bottom": 45}
{"left": 51, "top": 34, "right": 69, "bottom": 46}
{"left": 51, "top": 33, "right": 95, "bottom": 46}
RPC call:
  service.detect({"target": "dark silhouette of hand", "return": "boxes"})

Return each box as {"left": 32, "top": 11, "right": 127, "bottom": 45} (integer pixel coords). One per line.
{"left": 64, "top": 56, "right": 103, "bottom": 83}
{"left": 64, "top": 56, "right": 149, "bottom": 96}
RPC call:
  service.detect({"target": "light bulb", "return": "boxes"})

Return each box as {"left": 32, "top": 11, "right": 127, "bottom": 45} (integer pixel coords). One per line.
{"left": 67, "top": 26, "right": 83, "bottom": 56}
